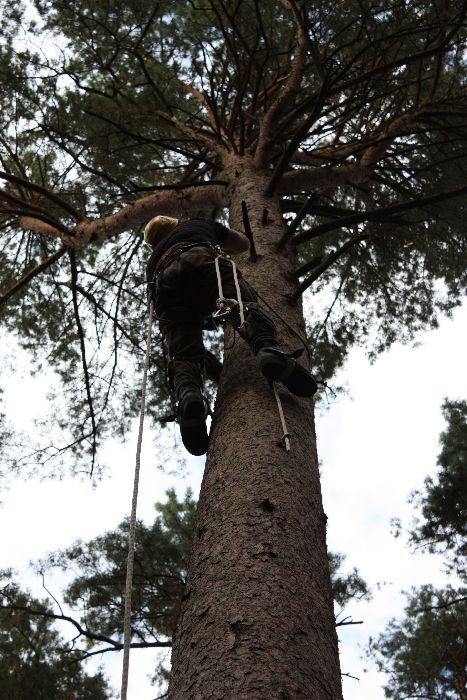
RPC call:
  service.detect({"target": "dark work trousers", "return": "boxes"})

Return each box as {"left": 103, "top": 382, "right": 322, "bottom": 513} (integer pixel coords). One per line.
{"left": 154, "top": 246, "right": 256, "bottom": 384}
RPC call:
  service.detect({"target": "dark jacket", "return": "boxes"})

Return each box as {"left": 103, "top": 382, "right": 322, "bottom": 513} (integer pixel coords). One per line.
{"left": 146, "top": 218, "right": 230, "bottom": 284}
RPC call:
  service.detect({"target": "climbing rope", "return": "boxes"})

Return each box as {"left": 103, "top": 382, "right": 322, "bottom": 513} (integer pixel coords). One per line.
{"left": 120, "top": 298, "right": 155, "bottom": 700}
{"left": 214, "top": 254, "right": 245, "bottom": 325}
{"left": 213, "top": 255, "right": 291, "bottom": 452}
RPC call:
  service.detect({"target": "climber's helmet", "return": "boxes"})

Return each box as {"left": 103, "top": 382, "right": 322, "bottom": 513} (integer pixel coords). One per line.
{"left": 144, "top": 215, "right": 180, "bottom": 248}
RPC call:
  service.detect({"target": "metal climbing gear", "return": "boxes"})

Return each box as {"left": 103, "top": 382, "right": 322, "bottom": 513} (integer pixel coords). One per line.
{"left": 213, "top": 253, "right": 291, "bottom": 452}
{"left": 213, "top": 253, "right": 245, "bottom": 325}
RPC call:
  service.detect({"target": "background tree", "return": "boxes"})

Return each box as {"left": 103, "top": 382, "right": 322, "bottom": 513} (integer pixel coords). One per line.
{"left": 404, "top": 398, "right": 467, "bottom": 575}
{"left": 0, "top": 573, "right": 111, "bottom": 700}
{"left": 1, "top": 489, "right": 369, "bottom": 695}
{"left": 370, "top": 399, "right": 467, "bottom": 698}
{"left": 1, "top": 0, "right": 466, "bottom": 696}
{"left": 369, "top": 585, "right": 467, "bottom": 700}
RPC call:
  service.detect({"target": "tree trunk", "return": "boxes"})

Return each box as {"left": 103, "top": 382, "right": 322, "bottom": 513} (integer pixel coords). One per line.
{"left": 168, "top": 156, "right": 342, "bottom": 699}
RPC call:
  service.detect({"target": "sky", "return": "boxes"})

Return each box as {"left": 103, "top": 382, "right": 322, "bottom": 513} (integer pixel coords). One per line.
{"left": 1, "top": 301, "right": 465, "bottom": 699}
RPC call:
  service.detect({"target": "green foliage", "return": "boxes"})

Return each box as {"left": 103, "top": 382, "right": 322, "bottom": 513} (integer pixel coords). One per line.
{"left": 369, "top": 585, "right": 467, "bottom": 700}
{"left": 43, "top": 488, "right": 196, "bottom": 642}
{"left": 0, "top": 489, "right": 369, "bottom": 693}
{"left": 0, "top": 572, "right": 111, "bottom": 700}
{"left": 371, "top": 400, "right": 467, "bottom": 697}
{"left": 328, "top": 551, "right": 371, "bottom": 609}
{"left": 392, "top": 399, "right": 467, "bottom": 575}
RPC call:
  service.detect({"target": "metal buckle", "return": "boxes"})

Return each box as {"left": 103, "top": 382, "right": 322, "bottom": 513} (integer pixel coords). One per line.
{"left": 212, "top": 297, "right": 238, "bottom": 322}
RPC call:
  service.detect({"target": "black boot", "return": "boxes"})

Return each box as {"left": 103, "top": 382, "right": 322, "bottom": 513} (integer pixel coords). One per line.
{"left": 171, "top": 361, "right": 209, "bottom": 456}
{"left": 236, "top": 303, "right": 318, "bottom": 397}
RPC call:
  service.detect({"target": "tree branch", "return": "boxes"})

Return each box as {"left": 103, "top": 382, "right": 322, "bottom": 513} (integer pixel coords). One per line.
{"left": 0, "top": 246, "right": 67, "bottom": 307}
{"left": 68, "top": 251, "right": 98, "bottom": 477}
{"left": 0, "top": 601, "right": 171, "bottom": 651}
{"left": 265, "top": 76, "right": 329, "bottom": 197}
{"left": 0, "top": 170, "right": 85, "bottom": 222}
{"left": 292, "top": 185, "right": 467, "bottom": 246}
{"left": 290, "top": 233, "right": 367, "bottom": 300}
{"left": 253, "top": 0, "right": 307, "bottom": 168}
{"left": 69, "top": 182, "right": 229, "bottom": 248}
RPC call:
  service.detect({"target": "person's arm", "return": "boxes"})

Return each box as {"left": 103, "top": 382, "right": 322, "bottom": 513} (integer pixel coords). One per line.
{"left": 221, "top": 227, "right": 250, "bottom": 255}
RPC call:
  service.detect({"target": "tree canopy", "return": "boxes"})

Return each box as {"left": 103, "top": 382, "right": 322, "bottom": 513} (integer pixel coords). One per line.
{"left": 370, "top": 584, "right": 467, "bottom": 700}
{"left": 0, "top": 0, "right": 465, "bottom": 477}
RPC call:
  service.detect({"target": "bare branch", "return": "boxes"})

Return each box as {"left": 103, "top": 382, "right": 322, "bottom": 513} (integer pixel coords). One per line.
{"left": 68, "top": 250, "right": 98, "bottom": 477}
{"left": 253, "top": 0, "right": 307, "bottom": 168}
{"left": 291, "top": 233, "right": 367, "bottom": 300}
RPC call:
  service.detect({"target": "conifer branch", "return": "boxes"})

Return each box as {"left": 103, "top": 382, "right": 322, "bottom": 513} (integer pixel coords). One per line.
{"left": 0, "top": 246, "right": 67, "bottom": 307}
{"left": 292, "top": 185, "right": 467, "bottom": 246}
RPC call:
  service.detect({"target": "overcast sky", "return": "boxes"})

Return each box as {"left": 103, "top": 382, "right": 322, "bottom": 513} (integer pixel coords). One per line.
{"left": 1, "top": 300, "right": 465, "bottom": 699}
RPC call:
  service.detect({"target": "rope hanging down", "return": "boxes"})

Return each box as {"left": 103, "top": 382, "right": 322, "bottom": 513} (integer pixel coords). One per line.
{"left": 120, "top": 298, "right": 155, "bottom": 700}
{"left": 214, "top": 254, "right": 291, "bottom": 451}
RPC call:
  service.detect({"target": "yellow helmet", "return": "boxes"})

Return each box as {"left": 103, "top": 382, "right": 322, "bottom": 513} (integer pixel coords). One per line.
{"left": 144, "top": 215, "right": 180, "bottom": 247}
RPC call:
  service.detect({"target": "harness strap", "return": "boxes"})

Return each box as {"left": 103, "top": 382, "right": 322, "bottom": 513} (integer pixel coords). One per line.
{"left": 214, "top": 254, "right": 245, "bottom": 325}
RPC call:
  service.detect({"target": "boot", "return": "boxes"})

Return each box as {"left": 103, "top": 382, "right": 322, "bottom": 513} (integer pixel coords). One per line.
{"left": 170, "top": 360, "right": 209, "bottom": 456}
{"left": 236, "top": 303, "right": 318, "bottom": 397}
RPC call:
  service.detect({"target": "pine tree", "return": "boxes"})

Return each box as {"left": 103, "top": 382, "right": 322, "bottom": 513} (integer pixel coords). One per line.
{"left": 1, "top": 1, "right": 466, "bottom": 696}
{"left": 370, "top": 399, "right": 467, "bottom": 699}
{"left": 0, "top": 574, "right": 111, "bottom": 700}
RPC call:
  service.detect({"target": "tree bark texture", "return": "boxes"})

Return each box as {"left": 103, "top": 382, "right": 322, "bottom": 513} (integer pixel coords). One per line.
{"left": 168, "top": 156, "right": 342, "bottom": 699}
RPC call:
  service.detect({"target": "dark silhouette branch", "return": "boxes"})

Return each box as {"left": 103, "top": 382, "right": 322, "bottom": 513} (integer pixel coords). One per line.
{"left": 291, "top": 233, "right": 368, "bottom": 300}
{"left": 412, "top": 595, "right": 467, "bottom": 614}
{"left": 0, "top": 246, "right": 67, "bottom": 307}
{"left": 292, "top": 185, "right": 467, "bottom": 246}
{"left": 265, "top": 77, "right": 329, "bottom": 197}
{"left": 0, "top": 170, "right": 85, "bottom": 221}
{"left": 68, "top": 250, "right": 98, "bottom": 477}
{"left": 278, "top": 194, "right": 318, "bottom": 248}
{"left": 0, "top": 601, "right": 172, "bottom": 652}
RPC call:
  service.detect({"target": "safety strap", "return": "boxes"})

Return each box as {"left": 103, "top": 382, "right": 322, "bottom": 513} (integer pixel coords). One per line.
{"left": 214, "top": 255, "right": 245, "bottom": 325}
{"left": 120, "top": 298, "right": 155, "bottom": 700}
{"left": 214, "top": 255, "right": 290, "bottom": 452}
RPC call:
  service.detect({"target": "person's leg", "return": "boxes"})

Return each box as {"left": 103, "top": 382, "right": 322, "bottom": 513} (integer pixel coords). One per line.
{"left": 196, "top": 253, "right": 317, "bottom": 397}
{"left": 155, "top": 261, "right": 209, "bottom": 455}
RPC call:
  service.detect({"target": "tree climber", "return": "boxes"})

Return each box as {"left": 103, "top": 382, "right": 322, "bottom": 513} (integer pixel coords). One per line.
{"left": 145, "top": 216, "right": 317, "bottom": 456}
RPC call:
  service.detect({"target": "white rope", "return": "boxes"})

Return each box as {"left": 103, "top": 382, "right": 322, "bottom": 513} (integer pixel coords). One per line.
{"left": 214, "top": 255, "right": 245, "bottom": 325}
{"left": 215, "top": 254, "right": 291, "bottom": 451}
{"left": 230, "top": 257, "right": 245, "bottom": 326}
{"left": 120, "top": 298, "right": 155, "bottom": 700}
{"left": 272, "top": 383, "right": 291, "bottom": 452}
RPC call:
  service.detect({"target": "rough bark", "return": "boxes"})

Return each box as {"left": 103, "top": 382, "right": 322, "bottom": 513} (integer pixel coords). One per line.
{"left": 169, "top": 156, "right": 342, "bottom": 699}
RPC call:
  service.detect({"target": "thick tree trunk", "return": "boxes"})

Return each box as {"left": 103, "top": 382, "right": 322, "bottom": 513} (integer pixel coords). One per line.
{"left": 168, "top": 156, "right": 342, "bottom": 699}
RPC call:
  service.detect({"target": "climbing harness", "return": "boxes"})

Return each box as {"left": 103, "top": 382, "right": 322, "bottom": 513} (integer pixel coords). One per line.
{"left": 213, "top": 253, "right": 291, "bottom": 452}
{"left": 120, "top": 298, "right": 155, "bottom": 700}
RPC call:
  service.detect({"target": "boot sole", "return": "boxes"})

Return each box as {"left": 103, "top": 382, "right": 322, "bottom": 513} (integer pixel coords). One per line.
{"left": 180, "top": 399, "right": 209, "bottom": 456}
{"left": 261, "top": 360, "right": 318, "bottom": 397}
